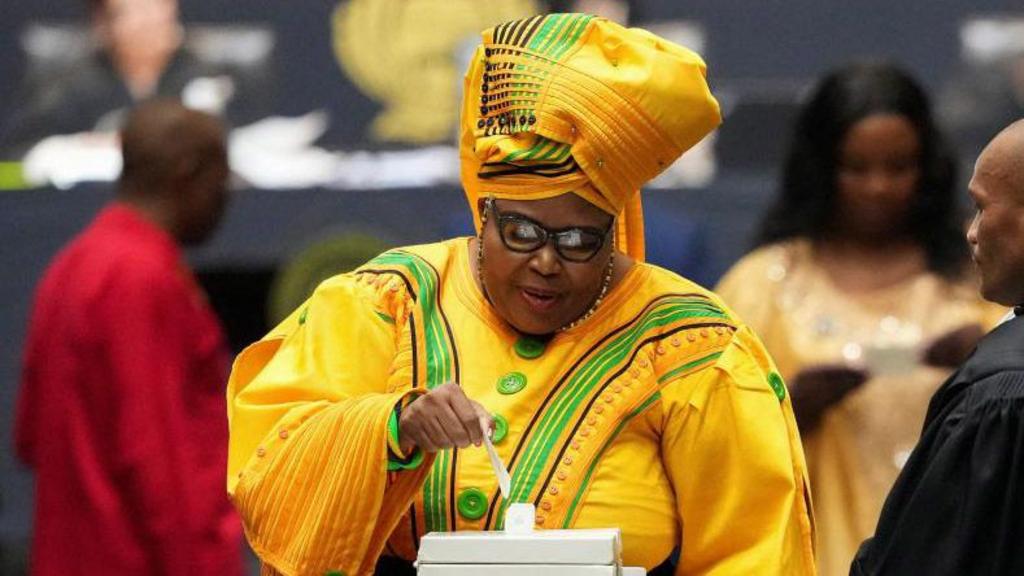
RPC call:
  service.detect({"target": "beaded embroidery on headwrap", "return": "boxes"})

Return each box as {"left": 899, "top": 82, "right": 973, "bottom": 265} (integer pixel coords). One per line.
{"left": 459, "top": 13, "right": 722, "bottom": 260}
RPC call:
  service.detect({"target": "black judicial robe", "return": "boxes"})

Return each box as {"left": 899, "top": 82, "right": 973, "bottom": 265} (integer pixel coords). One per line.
{"left": 851, "top": 314, "right": 1024, "bottom": 575}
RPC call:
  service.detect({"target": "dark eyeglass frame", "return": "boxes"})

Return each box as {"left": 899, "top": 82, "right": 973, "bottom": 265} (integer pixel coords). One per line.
{"left": 485, "top": 198, "right": 613, "bottom": 263}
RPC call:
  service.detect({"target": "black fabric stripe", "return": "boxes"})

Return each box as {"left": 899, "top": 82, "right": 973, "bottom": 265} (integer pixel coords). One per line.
{"left": 481, "top": 155, "right": 575, "bottom": 168}
{"left": 409, "top": 315, "right": 419, "bottom": 389}
{"left": 480, "top": 156, "right": 576, "bottom": 173}
{"left": 482, "top": 292, "right": 720, "bottom": 528}
{"left": 501, "top": 18, "right": 525, "bottom": 45}
{"left": 518, "top": 14, "right": 545, "bottom": 47}
{"left": 449, "top": 448, "right": 459, "bottom": 530}
{"left": 490, "top": 82, "right": 543, "bottom": 91}
{"left": 495, "top": 20, "right": 514, "bottom": 44}
{"left": 506, "top": 16, "right": 530, "bottom": 46}
{"left": 532, "top": 322, "right": 735, "bottom": 512}
{"left": 418, "top": 257, "right": 461, "bottom": 385}
{"left": 478, "top": 163, "right": 581, "bottom": 179}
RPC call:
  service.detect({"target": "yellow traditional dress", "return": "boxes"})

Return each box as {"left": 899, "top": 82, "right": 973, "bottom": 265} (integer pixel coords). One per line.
{"left": 716, "top": 239, "right": 1005, "bottom": 576}
{"left": 228, "top": 238, "right": 815, "bottom": 575}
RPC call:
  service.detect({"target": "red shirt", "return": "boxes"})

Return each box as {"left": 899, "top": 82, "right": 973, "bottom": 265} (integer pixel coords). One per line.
{"left": 15, "top": 203, "right": 242, "bottom": 576}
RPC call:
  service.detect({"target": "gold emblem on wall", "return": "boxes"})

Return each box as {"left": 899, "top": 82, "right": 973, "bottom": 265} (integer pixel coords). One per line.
{"left": 332, "top": 0, "right": 538, "bottom": 144}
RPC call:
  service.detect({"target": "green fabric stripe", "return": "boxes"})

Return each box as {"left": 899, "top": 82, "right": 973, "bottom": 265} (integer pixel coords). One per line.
{"left": 368, "top": 251, "right": 457, "bottom": 532}
{"left": 526, "top": 15, "right": 563, "bottom": 52}
{"left": 510, "top": 305, "right": 714, "bottom": 499}
{"left": 424, "top": 451, "right": 447, "bottom": 531}
{"left": 498, "top": 298, "right": 727, "bottom": 526}
{"left": 513, "top": 301, "right": 727, "bottom": 492}
{"left": 562, "top": 391, "right": 662, "bottom": 526}
{"left": 536, "top": 142, "right": 568, "bottom": 162}
{"left": 549, "top": 144, "right": 573, "bottom": 163}
{"left": 505, "top": 137, "right": 551, "bottom": 162}
{"left": 535, "top": 14, "right": 572, "bottom": 55}
{"left": 370, "top": 253, "right": 452, "bottom": 387}
{"left": 520, "top": 139, "right": 555, "bottom": 161}
{"left": 657, "top": 351, "right": 724, "bottom": 384}
{"left": 549, "top": 14, "right": 594, "bottom": 60}
{"left": 542, "top": 13, "right": 582, "bottom": 56}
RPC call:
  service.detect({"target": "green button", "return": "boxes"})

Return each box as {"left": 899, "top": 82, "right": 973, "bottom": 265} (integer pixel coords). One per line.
{"left": 492, "top": 414, "right": 509, "bottom": 444}
{"left": 514, "top": 337, "right": 547, "bottom": 359}
{"left": 768, "top": 371, "right": 786, "bottom": 402}
{"left": 457, "top": 487, "right": 488, "bottom": 520}
{"left": 497, "top": 371, "right": 527, "bottom": 395}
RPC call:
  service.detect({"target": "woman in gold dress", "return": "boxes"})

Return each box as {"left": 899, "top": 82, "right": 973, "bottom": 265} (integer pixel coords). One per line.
{"left": 717, "top": 63, "right": 1004, "bottom": 576}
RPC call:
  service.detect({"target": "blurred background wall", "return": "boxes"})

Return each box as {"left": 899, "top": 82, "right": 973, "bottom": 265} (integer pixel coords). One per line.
{"left": 1, "top": 0, "right": 1022, "bottom": 572}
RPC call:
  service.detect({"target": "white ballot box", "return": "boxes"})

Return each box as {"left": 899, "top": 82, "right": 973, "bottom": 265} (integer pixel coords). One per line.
{"left": 416, "top": 527, "right": 646, "bottom": 575}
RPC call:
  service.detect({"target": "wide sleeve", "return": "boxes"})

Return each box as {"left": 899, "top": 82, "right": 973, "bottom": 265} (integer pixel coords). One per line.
{"left": 850, "top": 371, "right": 1024, "bottom": 576}
{"left": 227, "top": 272, "right": 434, "bottom": 576}
{"left": 661, "top": 325, "right": 816, "bottom": 575}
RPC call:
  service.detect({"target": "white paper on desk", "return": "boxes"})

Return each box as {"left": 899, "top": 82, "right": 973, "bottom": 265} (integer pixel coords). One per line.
{"left": 484, "top": 433, "right": 511, "bottom": 500}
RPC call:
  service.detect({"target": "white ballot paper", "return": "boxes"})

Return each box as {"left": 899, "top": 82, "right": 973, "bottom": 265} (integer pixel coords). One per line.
{"left": 483, "top": 432, "right": 511, "bottom": 500}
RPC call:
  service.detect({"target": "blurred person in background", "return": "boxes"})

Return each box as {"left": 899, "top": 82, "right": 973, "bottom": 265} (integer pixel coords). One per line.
{"left": 225, "top": 14, "right": 815, "bottom": 576}
{"left": 1, "top": 0, "right": 263, "bottom": 158}
{"left": 14, "top": 99, "right": 243, "bottom": 576}
{"left": 716, "top": 62, "right": 1004, "bottom": 576}
{"left": 852, "top": 119, "right": 1024, "bottom": 575}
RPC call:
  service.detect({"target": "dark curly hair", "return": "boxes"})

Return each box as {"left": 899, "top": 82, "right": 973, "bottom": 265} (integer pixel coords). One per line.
{"left": 755, "top": 62, "right": 968, "bottom": 278}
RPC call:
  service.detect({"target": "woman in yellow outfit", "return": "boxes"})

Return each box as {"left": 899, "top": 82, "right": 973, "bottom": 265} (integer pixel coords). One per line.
{"left": 716, "top": 64, "right": 1004, "bottom": 576}
{"left": 226, "top": 14, "right": 816, "bottom": 576}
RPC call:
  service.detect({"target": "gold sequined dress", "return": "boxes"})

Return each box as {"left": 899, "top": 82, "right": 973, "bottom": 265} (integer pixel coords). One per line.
{"left": 717, "top": 239, "right": 1004, "bottom": 576}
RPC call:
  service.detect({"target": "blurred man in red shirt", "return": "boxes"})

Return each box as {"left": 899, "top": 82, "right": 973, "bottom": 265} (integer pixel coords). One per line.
{"left": 14, "top": 99, "right": 242, "bottom": 576}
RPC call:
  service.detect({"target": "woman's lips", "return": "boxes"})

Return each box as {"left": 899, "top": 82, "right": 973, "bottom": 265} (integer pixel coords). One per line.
{"left": 519, "top": 287, "right": 560, "bottom": 314}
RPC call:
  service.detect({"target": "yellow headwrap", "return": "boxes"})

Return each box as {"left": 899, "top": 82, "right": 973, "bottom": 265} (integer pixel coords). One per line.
{"left": 459, "top": 14, "right": 722, "bottom": 261}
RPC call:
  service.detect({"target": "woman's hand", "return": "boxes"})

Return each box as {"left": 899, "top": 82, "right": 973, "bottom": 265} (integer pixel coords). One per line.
{"left": 790, "top": 364, "right": 870, "bottom": 433}
{"left": 922, "top": 324, "right": 985, "bottom": 369}
{"left": 398, "top": 382, "right": 493, "bottom": 453}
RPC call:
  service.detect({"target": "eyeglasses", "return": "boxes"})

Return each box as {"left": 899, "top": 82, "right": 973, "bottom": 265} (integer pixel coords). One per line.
{"left": 485, "top": 198, "right": 613, "bottom": 263}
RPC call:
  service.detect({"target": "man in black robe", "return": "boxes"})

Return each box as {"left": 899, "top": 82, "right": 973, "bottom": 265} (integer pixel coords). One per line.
{"left": 851, "top": 119, "right": 1024, "bottom": 575}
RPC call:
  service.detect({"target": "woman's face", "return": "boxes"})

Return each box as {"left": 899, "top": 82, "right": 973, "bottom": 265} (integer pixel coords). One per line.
{"left": 834, "top": 113, "right": 922, "bottom": 239}
{"left": 478, "top": 193, "right": 614, "bottom": 336}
